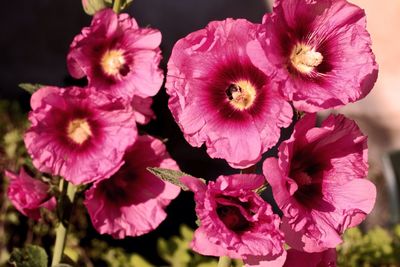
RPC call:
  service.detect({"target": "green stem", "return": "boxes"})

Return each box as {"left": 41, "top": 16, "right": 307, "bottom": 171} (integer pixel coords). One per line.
{"left": 113, "top": 0, "right": 122, "bottom": 13}
{"left": 51, "top": 180, "right": 77, "bottom": 267}
{"left": 218, "top": 256, "right": 232, "bottom": 267}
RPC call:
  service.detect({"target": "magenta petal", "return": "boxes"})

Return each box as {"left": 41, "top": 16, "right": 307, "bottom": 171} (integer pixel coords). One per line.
{"left": 191, "top": 227, "right": 229, "bottom": 257}
{"left": 283, "top": 248, "right": 337, "bottom": 267}
{"left": 244, "top": 250, "right": 287, "bottom": 267}
{"left": 264, "top": 114, "right": 376, "bottom": 252}
{"left": 263, "top": 157, "right": 292, "bottom": 206}
{"left": 327, "top": 179, "right": 376, "bottom": 229}
{"left": 281, "top": 216, "right": 343, "bottom": 253}
{"left": 5, "top": 168, "right": 55, "bottom": 220}
{"left": 84, "top": 135, "right": 180, "bottom": 238}
{"left": 30, "top": 86, "right": 60, "bottom": 110}
{"left": 167, "top": 18, "right": 292, "bottom": 168}
{"left": 180, "top": 176, "right": 207, "bottom": 194}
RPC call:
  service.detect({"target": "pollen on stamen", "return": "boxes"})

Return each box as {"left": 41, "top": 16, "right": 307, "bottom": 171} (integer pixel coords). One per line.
{"left": 100, "top": 49, "right": 127, "bottom": 77}
{"left": 67, "top": 118, "right": 92, "bottom": 145}
{"left": 290, "top": 43, "right": 323, "bottom": 74}
{"left": 225, "top": 80, "right": 257, "bottom": 111}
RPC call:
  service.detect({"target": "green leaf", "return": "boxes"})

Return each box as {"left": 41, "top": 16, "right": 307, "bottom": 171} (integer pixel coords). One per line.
{"left": 4, "top": 129, "right": 22, "bottom": 159}
{"left": 18, "top": 83, "right": 43, "bottom": 94}
{"left": 129, "top": 254, "right": 154, "bottom": 267}
{"left": 197, "top": 262, "right": 218, "bottom": 267}
{"left": 9, "top": 245, "right": 48, "bottom": 267}
{"left": 180, "top": 225, "right": 194, "bottom": 241}
{"left": 103, "top": 248, "right": 130, "bottom": 267}
{"left": 157, "top": 238, "right": 174, "bottom": 263}
{"left": 147, "top": 167, "right": 195, "bottom": 191}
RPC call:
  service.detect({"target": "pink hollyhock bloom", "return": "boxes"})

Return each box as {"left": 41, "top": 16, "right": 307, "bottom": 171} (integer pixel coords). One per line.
{"left": 166, "top": 19, "right": 292, "bottom": 168}
{"left": 248, "top": 0, "right": 378, "bottom": 112}
{"left": 263, "top": 114, "right": 376, "bottom": 252}
{"left": 84, "top": 135, "right": 180, "bottom": 238}
{"left": 181, "top": 174, "right": 286, "bottom": 266}
{"left": 283, "top": 248, "right": 336, "bottom": 267}
{"left": 67, "top": 8, "right": 163, "bottom": 100}
{"left": 5, "top": 168, "right": 56, "bottom": 220}
{"left": 24, "top": 86, "right": 137, "bottom": 185}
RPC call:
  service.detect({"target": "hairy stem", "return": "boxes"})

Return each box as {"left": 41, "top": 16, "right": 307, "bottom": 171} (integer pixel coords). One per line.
{"left": 218, "top": 256, "right": 232, "bottom": 267}
{"left": 51, "top": 180, "right": 77, "bottom": 266}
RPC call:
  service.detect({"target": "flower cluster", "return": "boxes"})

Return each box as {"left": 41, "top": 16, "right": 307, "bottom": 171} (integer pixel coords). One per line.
{"left": 5, "top": 0, "right": 379, "bottom": 265}
{"left": 166, "top": 0, "right": 378, "bottom": 265}
{"left": 6, "top": 8, "right": 179, "bottom": 238}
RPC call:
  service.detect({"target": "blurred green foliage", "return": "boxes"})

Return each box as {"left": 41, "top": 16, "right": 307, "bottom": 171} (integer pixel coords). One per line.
{"left": 156, "top": 225, "right": 242, "bottom": 267}
{"left": 8, "top": 245, "right": 47, "bottom": 267}
{"left": 0, "top": 100, "right": 28, "bottom": 168}
{"left": 337, "top": 225, "right": 400, "bottom": 267}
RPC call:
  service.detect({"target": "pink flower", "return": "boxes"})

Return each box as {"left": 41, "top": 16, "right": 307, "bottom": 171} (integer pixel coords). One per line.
{"left": 166, "top": 19, "right": 292, "bottom": 168}
{"left": 84, "top": 135, "right": 180, "bottom": 238}
{"left": 67, "top": 8, "right": 163, "bottom": 100}
{"left": 263, "top": 114, "right": 376, "bottom": 252}
{"left": 24, "top": 86, "right": 137, "bottom": 185}
{"left": 283, "top": 248, "right": 336, "bottom": 267}
{"left": 5, "top": 168, "right": 56, "bottom": 220}
{"left": 248, "top": 0, "right": 378, "bottom": 112}
{"left": 181, "top": 174, "right": 286, "bottom": 266}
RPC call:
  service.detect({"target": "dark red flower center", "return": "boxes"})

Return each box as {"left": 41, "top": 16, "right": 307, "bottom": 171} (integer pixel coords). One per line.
{"left": 99, "top": 172, "right": 131, "bottom": 205}
{"left": 217, "top": 205, "right": 250, "bottom": 232}
{"left": 290, "top": 155, "right": 324, "bottom": 208}
{"left": 215, "top": 196, "right": 252, "bottom": 232}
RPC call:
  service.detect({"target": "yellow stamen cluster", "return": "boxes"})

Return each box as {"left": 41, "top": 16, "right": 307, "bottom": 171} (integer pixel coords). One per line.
{"left": 225, "top": 80, "right": 257, "bottom": 110}
{"left": 67, "top": 119, "right": 92, "bottom": 144}
{"left": 100, "top": 49, "right": 126, "bottom": 76}
{"left": 290, "top": 44, "right": 323, "bottom": 74}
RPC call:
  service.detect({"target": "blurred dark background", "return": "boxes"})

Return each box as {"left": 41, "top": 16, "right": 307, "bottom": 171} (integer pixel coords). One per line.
{"left": 0, "top": 0, "right": 270, "bottom": 265}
